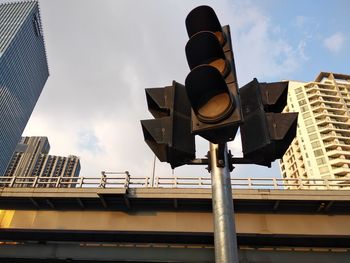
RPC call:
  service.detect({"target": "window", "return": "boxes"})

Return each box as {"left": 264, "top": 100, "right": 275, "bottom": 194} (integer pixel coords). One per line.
{"left": 295, "top": 87, "right": 303, "bottom": 94}
{"left": 298, "top": 99, "right": 306, "bottom": 106}
{"left": 311, "top": 141, "right": 321, "bottom": 148}
{"left": 316, "top": 157, "right": 326, "bottom": 165}
{"left": 307, "top": 126, "right": 315, "bottom": 133}
{"left": 300, "top": 105, "right": 308, "bottom": 112}
{"left": 302, "top": 112, "right": 311, "bottom": 119}
{"left": 314, "top": 149, "right": 323, "bottom": 157}
{"left": 305, "top": 119, "right": 313, "bottom": 126}
{"left": 319, "top": 166, "right": 329, "bottom": 174}
{"left": 309, "top": 133, "right": 318, "bottom": 141}
{"left": 297, "top": 93, "right": 304, "bottom": 100}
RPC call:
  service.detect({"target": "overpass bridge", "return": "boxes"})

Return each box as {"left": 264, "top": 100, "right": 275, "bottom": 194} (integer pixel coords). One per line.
{"left": 0, "top": 173, "right": 350, "bottom": 262}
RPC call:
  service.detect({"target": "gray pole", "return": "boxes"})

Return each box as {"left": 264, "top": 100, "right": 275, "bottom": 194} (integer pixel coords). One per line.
{"left": 209, "top": 142, "right": 239, "bottom": 263}
{"left": 151, "top": 155, "right": 156, "bottom": 187}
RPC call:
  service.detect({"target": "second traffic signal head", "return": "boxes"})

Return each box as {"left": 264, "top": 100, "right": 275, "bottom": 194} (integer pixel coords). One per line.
{"left": 240, "top": 79, "right": 298, "bottom": 166}
{"left": 141, "top": 81, "right": 195, "bottom": 169}
{"left": 184, "top": 5, "right": 242, "bottom": 144}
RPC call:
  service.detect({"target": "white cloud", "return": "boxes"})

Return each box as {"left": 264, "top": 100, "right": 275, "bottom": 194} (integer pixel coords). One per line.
{"left": 298, "top": 40, "right": 309, "bottom": 60}
{"left": 78, "top": 128, "right": 104, "bottom": 154}
{"left": 324, "top": 32, "right": 345, "bottom": 53}
{"left": 294, "top": 16, "right": 307, "bottom": 28}
{"left": 229, "top": 3, "right": 302, "bottom": 83}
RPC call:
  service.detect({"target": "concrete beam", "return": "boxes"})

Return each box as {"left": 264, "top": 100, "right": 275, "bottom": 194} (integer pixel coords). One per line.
{"left": 0, "top": 243, "right": 349, "bottom": 263}
{"left": 1, "top": 210, "right": 350, "bottom": 236}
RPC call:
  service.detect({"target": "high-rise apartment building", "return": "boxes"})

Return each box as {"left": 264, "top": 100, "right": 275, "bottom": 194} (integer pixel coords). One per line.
{"left": 280, "top": 72, "right": 350, "bottom": 187}
{"left": 0, "top": 1, "right": 49, "bottom": 175}
{"left": 5, "top": 137, "right": 81, "bottom": 187}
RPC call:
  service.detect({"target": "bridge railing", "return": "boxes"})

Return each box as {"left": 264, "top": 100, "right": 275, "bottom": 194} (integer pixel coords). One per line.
{"left": 0, "top": 173, "right": 350, "bottom": 190}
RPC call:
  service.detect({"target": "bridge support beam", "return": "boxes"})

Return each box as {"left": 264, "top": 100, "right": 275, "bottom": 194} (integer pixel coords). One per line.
{"left": 0, "top": 243, "right": 349, "bottom": 263}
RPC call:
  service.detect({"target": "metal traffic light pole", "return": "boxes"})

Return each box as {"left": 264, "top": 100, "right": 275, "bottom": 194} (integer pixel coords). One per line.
{"left": 209, "top": 142, "right": 239, "bottom": 263}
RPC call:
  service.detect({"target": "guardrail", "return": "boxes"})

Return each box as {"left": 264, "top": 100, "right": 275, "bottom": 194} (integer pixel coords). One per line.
{"left": 0, "top": 172, "right": 350, "bottom": 190}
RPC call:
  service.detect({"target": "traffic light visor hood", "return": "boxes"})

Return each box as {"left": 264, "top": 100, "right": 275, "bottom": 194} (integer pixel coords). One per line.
{"left": 185, "top": 6, "right": 225, "bottom": 45}
{"left": 185, "top": 31, "right": 229, "bottom": 76}
{"left": 145, "top": 88, "right": 169, "bottom": 118}
{"left": 185, "top": 65, "right": 235, "bottom": 123}
{"left": 261, "top": 82, "right": 289, "bottom": 113}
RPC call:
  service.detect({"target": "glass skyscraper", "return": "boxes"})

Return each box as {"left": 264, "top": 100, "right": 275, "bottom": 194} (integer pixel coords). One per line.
{"left": 0, "top": 1, "right": 49, "bottom": 175}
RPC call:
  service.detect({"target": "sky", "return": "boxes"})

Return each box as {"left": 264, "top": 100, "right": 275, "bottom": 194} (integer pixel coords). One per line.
{"left": 2, "top": 0, "right": 350, "bottom": 180}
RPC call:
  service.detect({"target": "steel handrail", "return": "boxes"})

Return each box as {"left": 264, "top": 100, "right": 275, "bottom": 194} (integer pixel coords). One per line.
{"left": 1, "top": 173, "right": 350, "bottom": 190}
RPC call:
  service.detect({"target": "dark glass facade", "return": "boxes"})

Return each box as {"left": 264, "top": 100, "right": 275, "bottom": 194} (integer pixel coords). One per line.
{"left": 0, "top": 1, "right": 49, "bottom": 175}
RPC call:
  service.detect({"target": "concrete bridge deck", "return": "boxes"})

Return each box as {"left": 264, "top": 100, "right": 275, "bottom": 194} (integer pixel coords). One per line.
{"left": 0, "top": 187, "right": 350, "bottom": 261}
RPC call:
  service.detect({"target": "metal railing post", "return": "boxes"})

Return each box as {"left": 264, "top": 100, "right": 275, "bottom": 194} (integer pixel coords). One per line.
{"left": 124, "top": 171, "right": 130, "bottom": 189}
{"left": 248, "top": 178, "right": 252, "bottom": 189}
{"left": 9, "top": 176, "right": 16, "bottom": 188}
{"left": 55, "top": 177, "right": 61, "bottom": 188}
{"left": 273, "top": 178, "right": 278, "bottom": 189}
{"left": 78, "top": 177, "right": 84, "bottom": 188}
{"left": 99, "top": 174, "right": 106, "bottom": 188}
{"left": 325, "top": 179, "right": 330, "bottom": 190}
{"left": 298, "top": 178, "right": 303, "bottom": 189}
{"left": 32, "top": 176, "right": 38, "bottom": 188}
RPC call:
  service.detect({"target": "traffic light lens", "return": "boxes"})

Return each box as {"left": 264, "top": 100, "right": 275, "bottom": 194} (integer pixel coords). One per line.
{"left": 214, "top": 31, "right": 226, "bottom": 45}
{"left": 198, "top": 92, "right": 232, "bottom": 121}
{"left": 209, "top": 58, "right": 229, "bottom": 77}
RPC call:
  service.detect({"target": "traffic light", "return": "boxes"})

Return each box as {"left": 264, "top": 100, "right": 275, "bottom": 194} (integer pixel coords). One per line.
{"left": 141, "top": 81, "right": 195, "bottom": 169}
{"left": 184, "top": 5, "right": 242, "bottom": 144}
{"left": 239, "top": 78, "right": 298, "bottom": 166}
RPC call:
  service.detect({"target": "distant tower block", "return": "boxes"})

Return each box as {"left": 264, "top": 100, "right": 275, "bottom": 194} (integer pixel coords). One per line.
{"left": 280, "top": 72, "right": 350, "bottom": 189}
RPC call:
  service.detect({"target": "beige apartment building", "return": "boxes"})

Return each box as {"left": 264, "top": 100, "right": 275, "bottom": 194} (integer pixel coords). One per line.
{"left": 280, "top": 72, "right": 350, "bottom": 188}
{"left": 4, "top": 137, "right": 80, "bottom": 187}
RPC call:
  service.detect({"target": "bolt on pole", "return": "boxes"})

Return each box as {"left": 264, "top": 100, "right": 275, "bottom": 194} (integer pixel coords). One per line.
{"left": 209, "top": 142, "right": 239, "bottom": 263}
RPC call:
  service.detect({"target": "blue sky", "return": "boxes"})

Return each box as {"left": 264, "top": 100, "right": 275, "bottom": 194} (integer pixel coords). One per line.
{"left": 249, "top": 0, "right": 349, "bottom": 82}
{"left": 1, "top": 0, "right": 349, "bottom": 180}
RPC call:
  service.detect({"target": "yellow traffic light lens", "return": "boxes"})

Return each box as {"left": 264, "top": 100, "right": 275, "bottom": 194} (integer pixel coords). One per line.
{"left": 209, "top": 58, "right": 230, "bottom": 77}
{"left": 198, "top": 92, "right": 232, "bottom": 120}
{"left": 214, "top": 31, "right": 226, "bottom": 46}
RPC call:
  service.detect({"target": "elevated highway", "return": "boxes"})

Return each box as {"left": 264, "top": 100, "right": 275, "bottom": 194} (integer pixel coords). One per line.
{"left": 0, "top": 175, "right": 350, "bottom": 262}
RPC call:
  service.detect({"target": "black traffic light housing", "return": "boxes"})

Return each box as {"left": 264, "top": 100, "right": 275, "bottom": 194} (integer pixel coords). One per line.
{"left": 141, "top": 81, "right": 195, "bottom": 169}
{"left": 184, "top": 5, "right": 242, "bottom": 144}
{"left": 240, "top": 78, "right": 298, "bottom": 166}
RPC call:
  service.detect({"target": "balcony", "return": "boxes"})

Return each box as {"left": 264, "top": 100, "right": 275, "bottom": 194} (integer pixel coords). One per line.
{"left": 332, "top": 167, "right": 350, "bottom": 177}
{"left": 321, "top": 132, "right": 337, "bottom": 141}
{"left": 317, "top": 124, "right": 334, "bottom": 133}
{"left": 306, "top": 84, "right": 337, "bottom": 95}
{"left": 316, "top": 117, "right": 350, "bottom": 127}
{"left": 320, "top": 93, "right": 341, "bottom": 101}
{"left": 327, "top": 149, "right": 350, "bottom": 158}
{"left": 323, "top": 101, "right": 345, "bottom": 109}
{"left": 310, "top": 103, "right": 345, "bottom": 113}
{"left": 329, "top": 158, "right": 350, "bottom": 167}
{"left": 324, "top": 141, "right": 350, "bottom": 151}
